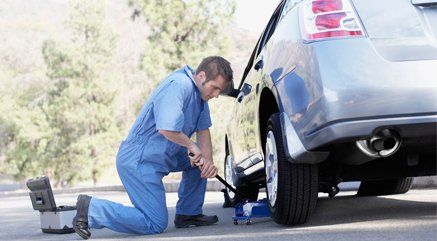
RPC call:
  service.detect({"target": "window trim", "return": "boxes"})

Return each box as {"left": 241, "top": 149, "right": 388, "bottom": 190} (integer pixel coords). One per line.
{"left": 237, "top": 0, "right": 286, "bottom": 90}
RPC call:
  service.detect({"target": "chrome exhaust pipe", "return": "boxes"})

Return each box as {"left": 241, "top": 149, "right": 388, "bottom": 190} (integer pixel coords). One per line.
{"left": 356, "top": 129, "right": 402, "bottom": 157}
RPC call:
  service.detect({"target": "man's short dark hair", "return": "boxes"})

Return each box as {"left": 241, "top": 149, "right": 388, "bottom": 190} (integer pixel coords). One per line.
{"left": 196, "top": 56, "right": 233, "bottom": 85}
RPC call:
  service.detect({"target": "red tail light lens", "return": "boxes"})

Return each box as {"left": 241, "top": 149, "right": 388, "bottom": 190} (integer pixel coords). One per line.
{"left": 300, "top": 0, "right": 365, "bottom": 42}
{"left": 315, "top": 12, "right": 346, "bottom": 30}
{"left": 312, "top": 0, "right": 343, "bottom": 13}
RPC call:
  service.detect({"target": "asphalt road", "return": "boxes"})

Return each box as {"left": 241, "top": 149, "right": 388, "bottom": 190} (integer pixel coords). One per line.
{"left": 1, "top": 189, "right": 436, "bottom": 241}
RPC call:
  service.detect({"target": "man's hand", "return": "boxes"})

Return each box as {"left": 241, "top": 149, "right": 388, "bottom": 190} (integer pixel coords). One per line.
{"left": 198, "top": 158, "right": 218, "bottom": 179}
{"left": 188, "top": 143, "right": 202, "bottom": 166}
{"left": 158, "top": 130, "right": 202, "bottom": 165}
{"left": 188, "top": 154, "right": 217, "bottom": 178}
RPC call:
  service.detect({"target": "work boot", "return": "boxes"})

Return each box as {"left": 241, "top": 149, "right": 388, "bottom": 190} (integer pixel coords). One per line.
{"left": 72, "top": 194, "right": 92, "bottom": 239}
{"left": 174, "top": 214, "right": 219, "bottom": 228}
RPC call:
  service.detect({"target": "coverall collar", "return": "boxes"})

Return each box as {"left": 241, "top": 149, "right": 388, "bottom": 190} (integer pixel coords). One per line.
{"left": 183, "top": 65, "right": 201, "bottom": 92}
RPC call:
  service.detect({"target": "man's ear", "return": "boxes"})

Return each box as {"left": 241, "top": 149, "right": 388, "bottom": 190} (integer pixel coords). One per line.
{"left": 197, "top": 71, "right": 206, "bottom": 81}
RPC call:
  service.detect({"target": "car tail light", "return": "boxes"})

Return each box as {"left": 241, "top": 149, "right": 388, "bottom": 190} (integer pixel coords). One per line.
{"left": 300, "top": 0, "right": 365, "bottom": 41}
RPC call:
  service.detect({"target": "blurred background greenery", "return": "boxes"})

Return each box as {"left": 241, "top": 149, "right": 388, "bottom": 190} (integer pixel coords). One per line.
{"left": 0, "top": 0, "right": 278, "bottom": 188}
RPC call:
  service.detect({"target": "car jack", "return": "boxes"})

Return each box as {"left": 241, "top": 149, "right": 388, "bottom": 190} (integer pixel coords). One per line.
{"left": 232, "top": 198, "right": 270, "bottom": 225}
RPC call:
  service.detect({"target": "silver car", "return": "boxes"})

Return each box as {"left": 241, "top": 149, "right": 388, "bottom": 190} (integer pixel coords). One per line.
{"left": 222, "top": 0, "right": 437, "bottom": 225}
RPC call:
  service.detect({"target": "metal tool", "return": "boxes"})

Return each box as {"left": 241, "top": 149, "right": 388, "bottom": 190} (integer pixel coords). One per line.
{"left": 215, "top": 173, "right": 237, "bottom": 194}
{"left": 189, "top": 152, "right": 237, "bottom": 193}
{"left": 188, "top": 152, "right": 271, "bottom": 225}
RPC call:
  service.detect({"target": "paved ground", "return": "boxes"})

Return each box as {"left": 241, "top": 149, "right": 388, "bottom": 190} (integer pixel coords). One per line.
{"left": 1, "top": 189, "right": 436, "bottom": 241}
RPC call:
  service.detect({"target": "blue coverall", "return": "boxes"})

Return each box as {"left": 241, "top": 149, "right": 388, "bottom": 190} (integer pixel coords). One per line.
{"left": 87, "top": 65, "right": 212, "bottom": 234}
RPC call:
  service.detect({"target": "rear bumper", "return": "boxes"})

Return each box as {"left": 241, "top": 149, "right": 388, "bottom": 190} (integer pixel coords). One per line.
{"left": 303, "top": 113, "right": 437, "bottom": 150}
{"left": 281, "top": 112, "right": 437, "bottom": 164}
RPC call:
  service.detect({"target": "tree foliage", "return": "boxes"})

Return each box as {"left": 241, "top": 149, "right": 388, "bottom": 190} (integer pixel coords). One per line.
{"left": 0, "top": 0, "right": 241, "bottom": 185}
{"left": 129, "top": 0, "right": 236, "bottom": 83}
{"left": 3, "top": 0, "right": 123, "bottom": 187}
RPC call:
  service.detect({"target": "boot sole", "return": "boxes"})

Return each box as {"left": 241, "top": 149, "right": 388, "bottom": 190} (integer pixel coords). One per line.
{"left": 175, "top": 220, "right": 218, "bottom": 228}
{"left": 73, "top": 225, "right": 91, "bottom": 240}
{"left": 72, "top": 216, "right": 91, "bottom": 240}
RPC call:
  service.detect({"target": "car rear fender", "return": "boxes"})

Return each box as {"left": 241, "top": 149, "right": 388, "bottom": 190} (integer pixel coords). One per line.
{"left": 279, "top": 112, "right": 329, "bottom": 164}
{"left": 260, "top": 76, "right": 328, "bottom": 164}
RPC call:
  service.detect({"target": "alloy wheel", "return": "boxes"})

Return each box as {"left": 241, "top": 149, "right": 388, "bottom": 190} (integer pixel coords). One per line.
{"left": 225, "top": 154, "right": 236, "bottom": 199}
{"left": 265, "top": 130, "right": 279, "bottom": 207}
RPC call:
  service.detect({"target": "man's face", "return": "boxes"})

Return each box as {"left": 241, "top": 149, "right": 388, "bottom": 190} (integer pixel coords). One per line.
{"left": 196, "top": 71, "right": 228, "bottom": 101}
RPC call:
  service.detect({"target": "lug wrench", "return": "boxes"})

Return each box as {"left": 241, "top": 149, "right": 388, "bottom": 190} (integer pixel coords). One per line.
{"left": 189, "top": 153, "right": 238, "bottom": 193}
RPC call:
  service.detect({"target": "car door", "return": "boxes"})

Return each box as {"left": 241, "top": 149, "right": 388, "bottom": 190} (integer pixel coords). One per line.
{"left": 228, "top": 38, "right": 262, "bottom": 170}
{"left": 239, "top": 2, "right": 286, "bottom": 166}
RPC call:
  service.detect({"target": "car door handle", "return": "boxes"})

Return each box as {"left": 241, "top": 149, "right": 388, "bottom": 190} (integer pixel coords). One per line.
{"left": 254, "top": 59, "right": 264, "bottom": 71}
{"left": 237, "top": 92, "right": 245, "bottom": 103}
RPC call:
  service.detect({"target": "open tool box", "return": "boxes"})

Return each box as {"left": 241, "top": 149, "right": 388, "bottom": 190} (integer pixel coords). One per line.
{"left": 26, "top": 176, "right": 76, "bottom": 234}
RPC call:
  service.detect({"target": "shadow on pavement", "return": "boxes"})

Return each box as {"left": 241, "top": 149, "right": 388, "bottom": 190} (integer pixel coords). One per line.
{"left": 87, "top": 194, "right": 436, "bottom": 240}
{"left": 2, "top": 192, "right": 436, "bottom": 241}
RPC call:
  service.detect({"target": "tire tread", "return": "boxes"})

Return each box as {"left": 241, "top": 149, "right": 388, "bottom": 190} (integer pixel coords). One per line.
{"left": 266, "top": 113, "right": 318, "bottom": 225}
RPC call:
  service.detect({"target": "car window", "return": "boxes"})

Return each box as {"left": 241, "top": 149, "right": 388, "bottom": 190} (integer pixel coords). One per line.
{"left": 257, "top": 2, "right": 284, "bottom": 56}
{"left": 237, "top": 36, "right": 262, "bottom": 90}
{"left": 237, "top": 1, "right": 285, "bottom": 90}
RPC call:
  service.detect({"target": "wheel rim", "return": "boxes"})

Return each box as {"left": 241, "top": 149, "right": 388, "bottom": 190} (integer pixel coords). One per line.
{"left": 265, "top": 131, "right": 278, "bottom": 207}
{"left": 225, "top": 154, "right": 236, "bottom": 199}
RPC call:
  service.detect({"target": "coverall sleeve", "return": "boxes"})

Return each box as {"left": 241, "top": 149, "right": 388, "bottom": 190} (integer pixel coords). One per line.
{"left": 196, "top": 102, "right": 212, "bottom": 131}
{"left": 153, "top": 80, "right": 190, "bottom": 132}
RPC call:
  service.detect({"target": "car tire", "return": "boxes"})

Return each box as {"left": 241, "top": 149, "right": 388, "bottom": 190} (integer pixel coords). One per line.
{"left": 223, "top": 143, "right": 259, "bottom": 207}
{"left": 357, "top": 177, "right": 414, "bottom": 196}
{"left": 264, "top": 113, "right": 318, "bottom": 225}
